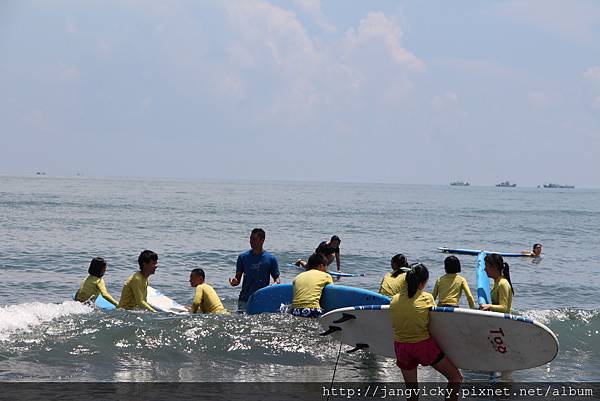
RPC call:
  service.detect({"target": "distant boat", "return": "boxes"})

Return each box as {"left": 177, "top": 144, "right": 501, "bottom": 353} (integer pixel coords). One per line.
{"left": 496, "top": 181, "right": 516, "bottom": 187}
{"left": 543, "top": 183, "right": 575, "bottom": 189}
{"left": 450, "top": 181, "right": 470, "bottom": 186}
{"left": 35, "top": 172, "right": 46, "bottom": 176}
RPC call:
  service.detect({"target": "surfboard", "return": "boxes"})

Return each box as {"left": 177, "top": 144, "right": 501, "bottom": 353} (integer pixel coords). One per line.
{"left": 285, "top": 263, "right": 364, "bottom": 277}
{"left": 319, "top": 305, "right": 559, "bottom": 371}
{"left": 438, "top": 247, "right": 528, "bottom": 257}
{"left": 147, "top": 286, "right": 189, "bottom": 314}
{"left": 245, "top": 284, "right": 390, "bottom": 315}
{"left": 73, "top": 287, "right": 188, "bottom": 313}
{"left": 475, "top": 252, "right": 491, "bottom": 304}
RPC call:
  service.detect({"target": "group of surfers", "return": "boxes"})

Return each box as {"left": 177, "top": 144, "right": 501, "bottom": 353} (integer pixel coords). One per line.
{"left": 74, "top": 228, "right": 541, "bottom": 399}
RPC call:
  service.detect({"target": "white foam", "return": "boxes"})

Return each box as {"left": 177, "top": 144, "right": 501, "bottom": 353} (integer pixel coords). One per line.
{"left": 523, "top": 308, "right": 600, "bottom": 325}
{"left": 0, "top": 300, "right": 92, "bottom": 341}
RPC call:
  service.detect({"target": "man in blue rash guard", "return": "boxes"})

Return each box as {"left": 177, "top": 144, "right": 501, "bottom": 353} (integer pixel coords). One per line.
{"left": 229, "top": 228, "right": 280, "bottom": 312}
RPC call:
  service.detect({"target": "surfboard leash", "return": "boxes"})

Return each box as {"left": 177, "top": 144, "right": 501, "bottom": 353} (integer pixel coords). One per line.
{"left": 327, "top": 338, "right": 344, "bottom": 401}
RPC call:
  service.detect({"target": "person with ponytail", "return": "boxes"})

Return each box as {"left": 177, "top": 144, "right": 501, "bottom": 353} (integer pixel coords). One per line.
{"left": 378, "top": 253, "right": 410, "bottom": 297}
{"left": 389, "top": 263, "right": 462, "bottom": 399}
{"left": 479, "top": 253, "right": 514, "bottom": 313}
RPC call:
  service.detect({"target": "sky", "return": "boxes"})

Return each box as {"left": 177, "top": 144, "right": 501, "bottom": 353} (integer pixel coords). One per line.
{"left": 1, "top": 0, "right": 599, "bottom": 187}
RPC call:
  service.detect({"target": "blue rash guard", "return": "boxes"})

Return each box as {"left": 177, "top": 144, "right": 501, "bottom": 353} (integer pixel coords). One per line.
{"left": 236, "top": 249, "right": 280, "bottom": 302}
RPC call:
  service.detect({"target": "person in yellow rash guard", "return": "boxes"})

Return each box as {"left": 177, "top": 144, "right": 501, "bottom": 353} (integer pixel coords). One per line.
{"left": 479, "top": 253, "right": 514, "bottom": 313}
{"left": 290, "top": 253, "right": 333, "bottom": 318}
{"left": 389, "top": 263, "right": 462, "bottom": 399}
{"left": 379, "top": 253, "right": 410, "bottom": 297}
{"left": 431, "top": 256, "right": 475, "bottom": 308}
{"left": 117, "top": 250, "right": 158, "bottom": 312}
{"left": 189, "top": 268, "right": 227, "bottom": 314}
{"left": 75, "top": 257, "right": 118, "bottom": 306}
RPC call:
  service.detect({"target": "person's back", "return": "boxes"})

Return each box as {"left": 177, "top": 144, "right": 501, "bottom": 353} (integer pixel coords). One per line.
{"left": 290, "top": 253, "right": 332, "bottom": 317}
{"left": 389, "top": 284, "right": 435, "bottom": 343}
{"left": 75, "top": 257, "right": 118, "bottom": 307}
{"left": 379, "top": 253, "right": 409, "bottom": 297}
{"left": 379, "top": 272, "right": 407, "bottom": 297}
{"left": 432, "top": 256, "right": 475, "bottom": 308}
{"left": 432, "top": 274, "right": 475, "bottom": 308}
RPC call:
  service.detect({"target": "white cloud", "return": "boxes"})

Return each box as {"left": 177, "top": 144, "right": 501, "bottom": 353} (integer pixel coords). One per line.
{"left": 292, "top": 0, "right": 336, "bottom": 33}
{"left": 341, "top": 12, "right": 422, "bottom": 71}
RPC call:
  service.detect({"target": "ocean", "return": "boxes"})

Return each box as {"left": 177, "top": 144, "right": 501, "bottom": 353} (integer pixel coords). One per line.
{"left": 0, "top": 176, "right": 599, "bottom": 384}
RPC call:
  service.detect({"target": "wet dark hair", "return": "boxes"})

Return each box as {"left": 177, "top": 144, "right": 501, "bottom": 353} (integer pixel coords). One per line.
{"left": 533, "top": 243, "right": 542, "bottom": 251}
{"left": 88, "top": 257, "right": 106, "bottom": 278}
{"left": 138, "top": 250, "right": 158, "bottom": 270}
{"left": 307, "top": 253, "right": 327, "bottom": 269}
{"left": 406, "top": 263, "right": 429, "bottom": 298}
{"left": 444, "top": 255, "right": 461, "bottom": 273}
{"left": 484, "top": 253, "right": 515, "bottom": 295}
{"left": 191, "top": 268, "right": 205, "bottom": 280}
{"left": 390, "top": 253, "right": 409, "bottom": 278}
{"left": 330, "top": 235, "right": 341, "bottom": 243}
{"left": 251, "top": 228, "right": 266, "bottom": 240}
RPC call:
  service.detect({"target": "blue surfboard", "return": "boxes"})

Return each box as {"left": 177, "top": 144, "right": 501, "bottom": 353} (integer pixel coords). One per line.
{"left": 475, "top": 251, "right": 491, "bottom": 304}
{"left": 438, "top": 247, "right": 528, "bottom": 257}
{"left": 246, "top": 284, "right": 390, "bottom": 315}
{"left": 72, "top": 293, "right": 116, "bottom": 310}
{"left": 285, "top": 263, "right": 364, "bottom": 277}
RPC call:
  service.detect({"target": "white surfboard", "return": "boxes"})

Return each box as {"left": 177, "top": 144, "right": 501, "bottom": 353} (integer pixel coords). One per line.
{"left": 147, "top": 286, "right": 189, "bottom": 314}
{"left": 319, "top": 305, "right": 558, "bottom": 371}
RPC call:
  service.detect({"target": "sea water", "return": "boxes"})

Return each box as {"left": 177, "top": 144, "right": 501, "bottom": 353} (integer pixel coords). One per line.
{"left": 0, "top": 176, "right": 599, "bottom": 382}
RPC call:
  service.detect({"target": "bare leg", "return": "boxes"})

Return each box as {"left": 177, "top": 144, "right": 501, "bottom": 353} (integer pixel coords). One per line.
{"left": 432, "top": 356, "right": 463, "bottom": 401}
{"left": 400, "top": 368, "right": 419, "bottom": 401}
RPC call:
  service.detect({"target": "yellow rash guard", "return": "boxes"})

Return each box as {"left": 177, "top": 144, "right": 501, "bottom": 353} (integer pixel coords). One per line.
{"left": 191, "top": 283, "right": 227, "bottom": 314}
{"left": 76, "top": 275, "right": 118, "bottom": 306}
{"left": 291, "top": 269, "right": 333, "bottom": 309}
{"left": 117, "top": 272, "right": 156, "bottom": 312}
{"left": 378, "top": 271, "right": 407, "bottom": 297}
{"left": 389, "top": 289, "right": 436, "bottom": 343}
{"left": 431, "top": 273, "right": 475, "bottom": 308}
{"left": 489, "top": 275, "right": 512, "bottom": 313}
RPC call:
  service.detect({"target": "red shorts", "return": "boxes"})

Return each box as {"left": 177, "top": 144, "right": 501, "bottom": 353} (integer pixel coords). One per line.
{"left": 394, "top": 337, "right": 444, "bottom": 370}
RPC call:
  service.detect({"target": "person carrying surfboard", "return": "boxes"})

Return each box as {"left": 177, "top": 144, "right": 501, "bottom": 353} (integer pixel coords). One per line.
{"left": 378, "top": 253, "right": 410, "bottom": 297}
{"left": 229, "top": 228, "right": 280, "bottom": 312}
{"left": 389, "top": 263, "right": 462, "bottom": 400}
{"left": 431, "top": 256, "right": 475, "bottom": 308}
{"left": 479, "top": 253, "right": 514, "bottom": 313}
{"left": 117, "top": 250, "right": 158, "bottom": 312}
{"left": 295, "top": 235, "right": 342, "bottom": 272}
{"left": 289, "top": 253, "right": 333, "bottom": 318}
{"left": 189, "top": 268, "right": 227, "bottom": 314}
{"left": 75, "top": 257, "right": 118, "bottom": 307}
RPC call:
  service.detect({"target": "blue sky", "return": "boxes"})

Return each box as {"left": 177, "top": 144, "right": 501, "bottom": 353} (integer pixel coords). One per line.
{"left": 1, "top": 0, "right": 599, "bottom": 186}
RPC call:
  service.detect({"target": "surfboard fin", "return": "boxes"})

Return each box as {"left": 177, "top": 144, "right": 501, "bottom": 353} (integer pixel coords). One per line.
{"left": 319, "top": 326, "right": 342, "bottom": 336}
{"left": 346, "top": 343, "right": 369, "bottom": 354}
{"left": 333, "top": 313, "right": 356, "bottom": 324}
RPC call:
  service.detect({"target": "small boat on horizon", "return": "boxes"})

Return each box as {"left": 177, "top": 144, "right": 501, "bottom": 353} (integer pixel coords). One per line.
{"left": 543, "top": 183, "right": 575, "bottom": 189}
{"left": 450, "top": 181, "right": 470, "bottom": 186}
{"left": 496, "top": 181, "right": 516, "bottom": 187}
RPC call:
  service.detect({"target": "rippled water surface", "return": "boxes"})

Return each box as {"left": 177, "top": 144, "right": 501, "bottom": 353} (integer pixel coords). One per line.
{"left": 1, "top": 176, "right": 599, "bottom": 381}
